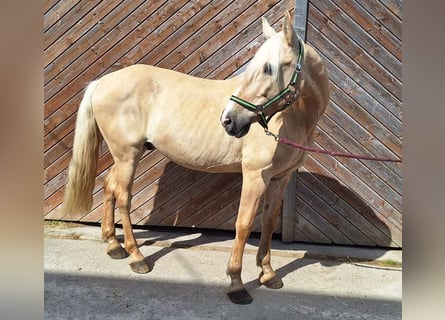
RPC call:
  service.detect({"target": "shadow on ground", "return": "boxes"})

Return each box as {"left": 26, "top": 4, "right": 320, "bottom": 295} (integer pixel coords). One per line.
{"left": 45, "top": 271, "right": 401, "bottom": 320}
{"left": 115, "top": 225, "right": 396, "bottom": 283}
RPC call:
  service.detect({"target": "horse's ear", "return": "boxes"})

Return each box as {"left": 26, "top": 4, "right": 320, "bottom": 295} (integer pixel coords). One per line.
{"left": 262, "top": 17, "right": 276, "bottom": 39}
{"left": 282, "top": 11, "right": 296, "bottom": 46}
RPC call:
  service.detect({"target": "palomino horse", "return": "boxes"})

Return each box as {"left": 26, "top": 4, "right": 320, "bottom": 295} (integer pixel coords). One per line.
{"left": 63, "top": 12, "right": 330, "bottom": 304}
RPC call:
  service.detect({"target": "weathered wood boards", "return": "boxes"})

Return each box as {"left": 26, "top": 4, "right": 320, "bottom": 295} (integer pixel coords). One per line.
{"left": 287, "top": 0, "right": 402, "bottom": 247}
{"left": 44, "top": 0, "right": 289, "bottom": 233}
{"left": 44, "top": 0, "right": 402, "bottom": 247}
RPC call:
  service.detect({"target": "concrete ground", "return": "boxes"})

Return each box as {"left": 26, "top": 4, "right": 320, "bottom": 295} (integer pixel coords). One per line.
{"left": 44, "top": 223, "right": 402, "bottom": 320}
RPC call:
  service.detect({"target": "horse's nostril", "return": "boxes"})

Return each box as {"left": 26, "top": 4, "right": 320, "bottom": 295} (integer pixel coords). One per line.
{"left": 222, "top": 117, "right": 232, "bottom": 127}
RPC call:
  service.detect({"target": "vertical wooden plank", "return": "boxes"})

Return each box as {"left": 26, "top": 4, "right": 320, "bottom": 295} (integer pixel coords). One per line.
{"left": 293, "top": 0, "right": 308, "bottom": 40}
{"left": 282, "top": 170, "right": 297, "bottom": 242}
{"left": 282, "top": 0, "right": 308, "bottom": 242}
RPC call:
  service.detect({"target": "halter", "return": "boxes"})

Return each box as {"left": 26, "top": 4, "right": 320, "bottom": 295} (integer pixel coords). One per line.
{"left": 229, "top": 36, "right": 305, "bottom": 130}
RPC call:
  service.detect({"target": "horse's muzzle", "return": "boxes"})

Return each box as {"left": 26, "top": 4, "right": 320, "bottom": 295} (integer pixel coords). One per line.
{"left": 221, "top": 115, "right": 251, "bottom": 138}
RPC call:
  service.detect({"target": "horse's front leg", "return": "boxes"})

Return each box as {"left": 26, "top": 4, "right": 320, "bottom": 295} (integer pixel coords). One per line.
{"left": 257, "top": 174, "right": 291, "bottom": 289}
{"left": 227, "top": 171, "right": 267, "bottom": 304}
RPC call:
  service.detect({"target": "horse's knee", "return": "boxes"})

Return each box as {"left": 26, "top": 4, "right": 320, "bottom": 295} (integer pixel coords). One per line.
{"left": 235, "top": 216, "right": 254, "bottom": 235}
{"left": 116, "top": 190, "right": 132, "bottom": 210}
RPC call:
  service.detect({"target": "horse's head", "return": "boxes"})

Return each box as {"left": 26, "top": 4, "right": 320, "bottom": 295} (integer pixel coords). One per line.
{"left": 221, "top": 11, "right": 303, "bottom": 138}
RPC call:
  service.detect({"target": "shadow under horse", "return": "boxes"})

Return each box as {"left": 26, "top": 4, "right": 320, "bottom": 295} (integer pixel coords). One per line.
{"left": 134, "top": 166, "right": 394, "bottom": 296}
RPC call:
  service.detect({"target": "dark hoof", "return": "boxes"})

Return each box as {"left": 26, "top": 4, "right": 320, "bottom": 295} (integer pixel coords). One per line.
{"left": 263, "top": 276, "right": 284, "bottom": 289}
{"left": 259, "top": 272, "right": 284, "bottom": 289}
{"left": 129, "top": 259, "right": 150, "bottom": 274}
{"left": 106, "top": 245, "right": 128, "bottom": 260}
{"left": 227, "top": 285, "right": 253, "bottom": 305}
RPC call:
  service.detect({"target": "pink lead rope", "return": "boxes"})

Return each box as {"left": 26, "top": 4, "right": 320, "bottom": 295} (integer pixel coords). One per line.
{"left": 264, "top": 130, "right": 402, "bottom": 163}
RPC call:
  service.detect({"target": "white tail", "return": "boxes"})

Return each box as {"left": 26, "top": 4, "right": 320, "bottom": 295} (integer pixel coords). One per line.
{"left": 62, "top": 81, "right": 101, "bottom": 219}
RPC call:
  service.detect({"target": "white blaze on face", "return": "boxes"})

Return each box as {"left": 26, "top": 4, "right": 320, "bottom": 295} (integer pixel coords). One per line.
{"left": 220, "top": 87, "right": 242, "bottom": 124}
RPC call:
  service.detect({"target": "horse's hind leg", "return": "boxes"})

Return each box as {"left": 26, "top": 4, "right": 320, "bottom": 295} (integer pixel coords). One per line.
{"left": 101, "top": 165, "right": 127, "bottom": 259}
{"left": 113, "top": 152, "right": 150, "bottom": 274}
{"left": 256, "top": 174, "right": 291, "bottom": 289}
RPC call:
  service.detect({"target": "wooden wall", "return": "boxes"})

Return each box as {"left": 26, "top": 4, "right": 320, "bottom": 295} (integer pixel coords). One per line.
{"left": 44, "top": 0, "right": 402, "bottom": 248}
{"left": 285, "top": 0, "right": 402, "bottom": 247}
{"left": 44, "top": 0, "right": 294, "bottom": 233}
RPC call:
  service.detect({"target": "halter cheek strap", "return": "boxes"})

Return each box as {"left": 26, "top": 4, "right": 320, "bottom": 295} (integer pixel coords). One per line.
{"left": 229, "top": 36, "right": 305, "bottom": 130}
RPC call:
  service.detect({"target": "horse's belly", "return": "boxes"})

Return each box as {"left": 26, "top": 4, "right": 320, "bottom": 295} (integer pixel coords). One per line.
{"left": 153, "top": 143, "right": 242, "bottom": 173}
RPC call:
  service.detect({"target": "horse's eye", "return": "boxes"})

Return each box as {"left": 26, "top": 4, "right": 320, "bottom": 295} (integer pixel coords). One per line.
{"left": 263, "top": 63, "right": 273, "bottom": 75}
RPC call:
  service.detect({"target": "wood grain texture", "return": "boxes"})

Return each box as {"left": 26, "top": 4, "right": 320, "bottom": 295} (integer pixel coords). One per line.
{"left": 44, "top": 0, "right": 402, "bottom": 247}
{"left": 44, "top": 0, "right": 286, "bottom": 236}
{"left": 291, "top": 0, "right": 402, "bottom": 247}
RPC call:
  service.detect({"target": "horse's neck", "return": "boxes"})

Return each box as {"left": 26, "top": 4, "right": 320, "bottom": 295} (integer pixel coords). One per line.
{"left": 294, "top": 54, "right": 329, "bottom": 123}
{"left": 280, "top": 77, "right": 325, "bottom": 139}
